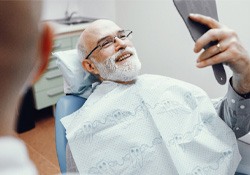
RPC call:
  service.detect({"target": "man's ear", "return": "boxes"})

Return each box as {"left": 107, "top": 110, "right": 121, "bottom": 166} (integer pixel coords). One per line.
{"left": 82, "top": 59, "right": 99, "bottom": 75}
{"left": 32, "top": 23, "right": 53, "bottom": 83}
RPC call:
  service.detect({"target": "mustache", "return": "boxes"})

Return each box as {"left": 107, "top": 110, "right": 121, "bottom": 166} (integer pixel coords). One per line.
{"left": 112, "top": 47, "right": 136, "bottom": 61}
{"left": 103, "top": 47, "right": 136, "bottom": 70}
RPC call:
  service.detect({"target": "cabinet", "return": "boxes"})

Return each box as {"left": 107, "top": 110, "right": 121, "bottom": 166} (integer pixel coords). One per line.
{"left": 32, "top": 33, "right": 82, "bottom": 110}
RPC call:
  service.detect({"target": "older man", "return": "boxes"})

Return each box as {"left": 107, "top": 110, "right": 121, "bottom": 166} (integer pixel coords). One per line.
{"left": 0, "top": 1, "right": 53, "bottom": 174}
{"left": 62, "top": 15, "right": 250, "bottom": 174}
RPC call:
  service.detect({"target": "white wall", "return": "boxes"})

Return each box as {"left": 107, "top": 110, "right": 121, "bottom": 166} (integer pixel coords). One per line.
{"left": 115, "top": 0, "right": 250, "bottom": 98}
{"left": 41, "top": 0, "right": 116, "bottom": 21}
{"left": 76, "top": 0, "right": 116, "bottom": 21}
{"left": 42, "top": 0, "right": 70, "bottom": 20}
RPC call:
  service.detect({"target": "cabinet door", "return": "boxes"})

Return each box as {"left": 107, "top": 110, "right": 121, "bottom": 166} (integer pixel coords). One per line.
{"left": 54, "top": 37, "right": 72, "bottom": 51}
{"left": 71, "top": 35, "right": 81, "bottom": 48}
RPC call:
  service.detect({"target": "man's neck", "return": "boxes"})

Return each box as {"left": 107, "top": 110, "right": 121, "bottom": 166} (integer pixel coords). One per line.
{"left": 113, "top": 79, "right": 136, "bottom": 85}
{"left": 100, "top": 79, "right": 136, "bottom": 85}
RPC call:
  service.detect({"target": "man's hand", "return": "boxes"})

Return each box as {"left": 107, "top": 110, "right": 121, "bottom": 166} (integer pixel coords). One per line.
{"left": 189, "top": 13, "right": 250, "bottom": 94}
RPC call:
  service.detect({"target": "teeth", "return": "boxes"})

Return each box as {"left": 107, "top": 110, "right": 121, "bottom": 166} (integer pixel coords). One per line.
{"left": 118, "top": 54, "right": 131, "bottom": 62}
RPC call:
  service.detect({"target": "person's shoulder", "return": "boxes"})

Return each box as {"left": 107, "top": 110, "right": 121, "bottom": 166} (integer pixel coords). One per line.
{"left": 0, "top": 136, "right": 38, "bottom": 175}
{"left": 0, "top": 136, "right": 26, "bottom": 150}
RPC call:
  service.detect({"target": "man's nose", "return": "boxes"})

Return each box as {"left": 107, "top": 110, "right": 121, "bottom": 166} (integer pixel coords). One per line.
{"left": 114, "top": 37, "right": 127, "bottom": 51}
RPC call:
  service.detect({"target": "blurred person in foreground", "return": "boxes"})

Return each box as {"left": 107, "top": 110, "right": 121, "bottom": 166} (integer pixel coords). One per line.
{"left": 0, "top": 1, "right": 53, "bottom": 174}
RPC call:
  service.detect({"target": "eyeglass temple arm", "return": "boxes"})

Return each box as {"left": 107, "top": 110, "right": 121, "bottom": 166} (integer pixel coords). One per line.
{"left": 85, "top": 45, "right": 99, "bottom": 59}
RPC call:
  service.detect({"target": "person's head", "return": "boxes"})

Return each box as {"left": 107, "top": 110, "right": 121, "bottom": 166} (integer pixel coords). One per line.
{"left": 77, "top": 19, "right": 141, "bottom": 84}
{"left": 0, "top": 1, "right": 53, "bottom": 135}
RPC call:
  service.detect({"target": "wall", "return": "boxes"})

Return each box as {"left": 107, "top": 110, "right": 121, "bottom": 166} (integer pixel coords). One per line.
{"left": 115, "top": 0, "right": 250, "bottom": 98}
{"left": 41, "top": 0, "right": 116, "bottom": 21}
{"left": 76, "top": 0, "right": 116, "bottom": 21}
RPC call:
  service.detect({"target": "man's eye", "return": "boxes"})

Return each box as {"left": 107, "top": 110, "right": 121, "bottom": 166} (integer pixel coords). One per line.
{"left": 118, "top": 34, "right": 126, "bottom": 39}
{"left": 101, "top": 40, "right": 112, "bottom": 48}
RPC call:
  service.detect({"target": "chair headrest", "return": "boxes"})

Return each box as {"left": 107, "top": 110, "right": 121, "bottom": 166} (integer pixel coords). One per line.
{"left": 53, "top": 49, "right": 99, "bottom": 98}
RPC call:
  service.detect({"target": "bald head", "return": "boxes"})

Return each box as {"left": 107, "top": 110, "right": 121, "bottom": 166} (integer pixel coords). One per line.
{"left": 0, "top": 1, "right": 44, "bottom": 97}
{"left": 84, "top": 19, "right": 119, "bottom": 35}
{"left": 0, "top": 0, "right": 53, "bottom": 136}
{"left": 0, "top": 1, "right": 53, "bottom": 135}
{"left": 0, "top": 1, "right": 42, "bottom": 79}
{"left": 0, "top": 1, "right": 41, "bottom": 52}
{"left": 84, "top": 19, "right": 120, "bottom": 40}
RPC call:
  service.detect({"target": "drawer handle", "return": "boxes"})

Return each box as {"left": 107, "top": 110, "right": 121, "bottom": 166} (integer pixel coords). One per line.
{"left": 52, "top": 43, "right": 62, "bottom": 51}
{"left": 46, "top": 71, "right": 62, "bottom": 80}
{"left": 47, "top": 87, "right": 64, "bottom": 97}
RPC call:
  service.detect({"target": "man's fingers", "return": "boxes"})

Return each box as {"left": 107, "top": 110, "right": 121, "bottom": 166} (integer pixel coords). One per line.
{"left": 197, "top": 41, "right": 226, "bottom": 62}
{"left": 196, "top": 51, "right": 229, "bottom": 68}
{"left": 189, "top": 13, "right": 223, "bottom": 53}
{"left": 189, "top": 13, "right": 221, "bottom": 29}
{"left": 194, "top": 29, "right": 223, "bottom": 53}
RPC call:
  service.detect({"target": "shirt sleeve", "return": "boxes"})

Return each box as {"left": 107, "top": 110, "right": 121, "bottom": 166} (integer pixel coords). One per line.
{"left": 212, "top": 79, "right": 250, "bottom": 138}
{"left": 0, "top": 137, "right": 38, "bottom": 175}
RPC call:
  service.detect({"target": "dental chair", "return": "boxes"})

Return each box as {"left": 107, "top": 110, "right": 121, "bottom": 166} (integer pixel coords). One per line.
{"left": 54, "top": 49, "right": 250, "bottom": 174}
{"left": 55, "top": 95, "right": 86, "bottom": 173}
{"left": 53, "top": 49, "right": 97, "bottom": 173}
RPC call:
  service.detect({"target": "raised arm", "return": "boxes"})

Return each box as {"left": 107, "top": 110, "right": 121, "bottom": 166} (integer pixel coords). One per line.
{"left": 189, "top": 14, "right": 250, "bottom": 138}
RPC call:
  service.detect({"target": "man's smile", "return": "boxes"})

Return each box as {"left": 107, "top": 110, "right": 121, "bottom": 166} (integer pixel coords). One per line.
{"left": 115, "top": 52, "right": 133, "bottom": 63}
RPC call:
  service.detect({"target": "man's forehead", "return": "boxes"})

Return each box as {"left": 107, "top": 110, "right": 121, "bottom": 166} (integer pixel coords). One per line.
{"left": 84, "top": 20, "right": 121, "bottom": 41}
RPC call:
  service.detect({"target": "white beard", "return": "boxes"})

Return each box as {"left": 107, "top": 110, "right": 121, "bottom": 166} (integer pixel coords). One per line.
{"left": 91, "top": 47, "right": 141, "bottom": 82}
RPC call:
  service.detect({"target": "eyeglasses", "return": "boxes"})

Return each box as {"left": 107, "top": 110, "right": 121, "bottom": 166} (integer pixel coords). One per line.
{"left": 85, "top": 30, "right": 132, "bottom": 59}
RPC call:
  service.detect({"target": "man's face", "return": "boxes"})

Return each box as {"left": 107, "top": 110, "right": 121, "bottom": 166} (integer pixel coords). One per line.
{"left": 83, "top": 20, "right": 141, "bottom": 82}
{"left": 91, "top": 46, "right": 141, "bottom": 82}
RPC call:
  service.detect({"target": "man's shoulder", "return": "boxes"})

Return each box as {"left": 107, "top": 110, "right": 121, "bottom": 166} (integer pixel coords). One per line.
{"left": 0, "top": 136, "right": 38, "bottom": 174}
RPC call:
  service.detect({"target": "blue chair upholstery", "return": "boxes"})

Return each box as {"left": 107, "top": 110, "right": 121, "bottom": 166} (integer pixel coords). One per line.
{"left": 55, "top": 95, "right": 250, "bottom": 174}
{"left": 55, "top": 95, "right": 86, "bottom": 173}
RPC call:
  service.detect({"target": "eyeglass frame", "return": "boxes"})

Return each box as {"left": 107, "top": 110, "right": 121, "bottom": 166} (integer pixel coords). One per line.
{"left": 84, "top": 30, "right": 133, "bottom": 60}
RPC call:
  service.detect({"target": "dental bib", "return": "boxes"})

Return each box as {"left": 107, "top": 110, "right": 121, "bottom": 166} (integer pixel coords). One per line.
{"left": 61, "top": 74, "right": 241, "bottom": 175}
